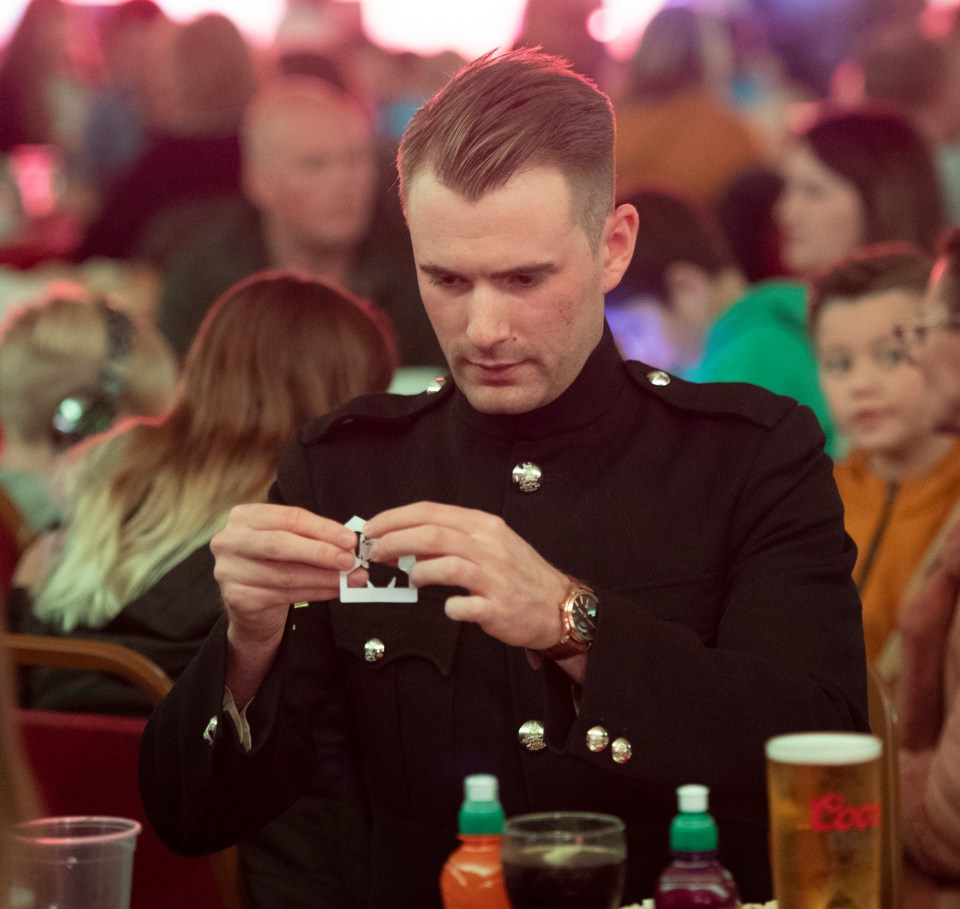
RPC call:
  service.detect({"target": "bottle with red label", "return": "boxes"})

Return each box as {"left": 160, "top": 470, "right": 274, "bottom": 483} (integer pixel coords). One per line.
{"left": 653, "top": 784, "right": 739, "bottom": 908}
{"left": 440, "top": 774, "right": 511, "bottom": 909}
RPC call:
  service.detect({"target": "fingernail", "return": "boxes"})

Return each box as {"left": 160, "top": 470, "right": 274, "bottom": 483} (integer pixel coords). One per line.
{"left": 337, "top": 551, "right": 356, "bottom": 570}
{"left": 367, "top": 542, "right": 379, "bottom": 561}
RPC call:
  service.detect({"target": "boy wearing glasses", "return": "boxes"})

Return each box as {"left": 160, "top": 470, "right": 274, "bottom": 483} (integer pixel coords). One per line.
{"left": 810, "top": 243, "right": 960, "bottom": 667}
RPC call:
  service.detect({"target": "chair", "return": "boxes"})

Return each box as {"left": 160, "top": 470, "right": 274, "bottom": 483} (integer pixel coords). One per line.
{"left": 867, "top": 663, "right": 903, "bottom": 909}
{"left": 4, "top": 632, "right": 247, "bottom": 909}
{"left": 5, "top": 632, "right": 174, "bottom": 703}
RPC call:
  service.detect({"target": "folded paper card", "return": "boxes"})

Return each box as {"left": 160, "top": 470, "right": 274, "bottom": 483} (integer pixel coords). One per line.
{"left": 339, "top": 515, "right": 417, "bottom": 603}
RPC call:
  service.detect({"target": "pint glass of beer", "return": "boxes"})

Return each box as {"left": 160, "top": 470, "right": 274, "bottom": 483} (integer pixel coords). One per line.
{"left": 765, "top": 732, "right": 883, "bottom": 909}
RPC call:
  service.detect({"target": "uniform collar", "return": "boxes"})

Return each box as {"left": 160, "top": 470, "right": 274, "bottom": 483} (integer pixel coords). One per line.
{"left": 451, "top": 324, "right": 628, "bottom": 441}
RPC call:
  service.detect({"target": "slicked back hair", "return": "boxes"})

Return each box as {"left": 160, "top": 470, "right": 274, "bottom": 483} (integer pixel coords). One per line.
{"left": 397, "top": 48, "right": 615, "bottom": 251}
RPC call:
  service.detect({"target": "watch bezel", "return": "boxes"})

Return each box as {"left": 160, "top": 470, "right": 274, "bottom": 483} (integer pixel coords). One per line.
{"left": 565, "top": 588, "right": 598, "bottom": 643}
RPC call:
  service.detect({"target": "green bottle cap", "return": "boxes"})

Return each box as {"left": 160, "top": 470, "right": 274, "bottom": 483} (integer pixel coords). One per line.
{"left": 459, "top": 774, "right": 506, "bottom": 835}
{"left": 670, "top": 784, "right": 718, "bottom": 853}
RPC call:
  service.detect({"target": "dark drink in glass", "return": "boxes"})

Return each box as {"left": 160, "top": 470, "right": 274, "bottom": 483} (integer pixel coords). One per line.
{"left": 500, "top": 812, "right": 626, "bottom": 909}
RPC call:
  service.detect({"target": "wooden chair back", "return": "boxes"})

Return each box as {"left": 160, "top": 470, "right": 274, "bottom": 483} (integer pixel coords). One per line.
{"left": 5, "top": 632, "right": 174, "bottom": 702}
{"left": 868, "top": 663, "right": 903, "bottom": 909}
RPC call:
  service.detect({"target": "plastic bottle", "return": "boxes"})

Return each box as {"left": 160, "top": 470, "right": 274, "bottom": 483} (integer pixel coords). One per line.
{"left": 653, "top": 784, "right": 740, "bottom": 908}
{"left": 440, "top": 774, "right": 512, "bottom": 909}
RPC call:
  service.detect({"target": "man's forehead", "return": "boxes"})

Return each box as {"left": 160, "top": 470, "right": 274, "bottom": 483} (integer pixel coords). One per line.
{"left": 404, "top": 165, "right": 576, "bottom": 216}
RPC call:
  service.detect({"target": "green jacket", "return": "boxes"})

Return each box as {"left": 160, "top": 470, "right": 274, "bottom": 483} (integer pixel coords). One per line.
{"left": 692, "top": 280, "right": 838, "bottom": 457}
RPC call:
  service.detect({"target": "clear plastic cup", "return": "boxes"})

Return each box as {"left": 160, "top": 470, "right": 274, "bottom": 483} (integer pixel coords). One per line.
{"left": 8, "top": 816, "right": 141, "bottom": 909}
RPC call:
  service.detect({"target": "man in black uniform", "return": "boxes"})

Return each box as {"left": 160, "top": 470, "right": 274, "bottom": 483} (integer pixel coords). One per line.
{"left": 140, "top": 50, "right": 868, "bottom": 906}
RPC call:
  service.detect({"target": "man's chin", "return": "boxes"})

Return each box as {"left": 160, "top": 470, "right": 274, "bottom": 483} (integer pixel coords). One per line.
{"left": 459, "top": 382, "right": 542, "bottom": 415}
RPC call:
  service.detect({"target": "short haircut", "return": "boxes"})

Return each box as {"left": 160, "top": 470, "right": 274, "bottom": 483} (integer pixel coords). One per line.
{"left": 397, "top": 48, "right": 615, "bottom": 250}
{"left": 608, "top": 186, "right": 734, "bottom": 307}
{"left": 807, "top": 242, "right": 933, "bottom": 331}
{"left": 932, "top": 225, "right": 960, "bottom": 317}
{"left": 241, "top": 75, "right": 370, "bottom": 166}
{"left": 801, "top": 107, "right": 944, "bottom": 253}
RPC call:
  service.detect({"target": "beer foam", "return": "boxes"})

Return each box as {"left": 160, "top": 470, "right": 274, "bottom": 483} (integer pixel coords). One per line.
{"left": 765, "top": 732, "right": 882, "bottom": 765}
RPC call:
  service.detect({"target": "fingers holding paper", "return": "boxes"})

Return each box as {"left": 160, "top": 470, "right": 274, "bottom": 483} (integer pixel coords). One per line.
{"left": 363, "top": 501, "right": 569, "bottom": 651}
{"left": 212, "top": 503, "right": 366, "bottom": 617}
{"left": 212, "top": 503, "right": 368, "bottom": 705}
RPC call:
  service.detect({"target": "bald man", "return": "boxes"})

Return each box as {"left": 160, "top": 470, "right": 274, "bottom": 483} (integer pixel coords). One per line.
{"left": 156, "top": 76, "right": 442, "bottom": 366}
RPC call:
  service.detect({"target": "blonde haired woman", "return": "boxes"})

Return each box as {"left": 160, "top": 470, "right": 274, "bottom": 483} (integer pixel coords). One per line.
{"left": 18, "top": 271, "right": 396, "bottom": 714}
{"left": 0, "top": 287, "right": 177, "bottom": 593}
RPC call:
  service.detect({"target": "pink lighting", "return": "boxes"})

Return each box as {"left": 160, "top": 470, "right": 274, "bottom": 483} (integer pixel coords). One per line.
{"left": 360, "top": 0, "right": 526, "bottom": 57}
{"left": 1, "top": 1, "right": 529, "bottom": 54}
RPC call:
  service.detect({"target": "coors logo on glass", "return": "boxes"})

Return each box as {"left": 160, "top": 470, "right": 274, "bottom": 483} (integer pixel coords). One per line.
{"left": 765, "top": 732, "right": 883, "bottom": 909}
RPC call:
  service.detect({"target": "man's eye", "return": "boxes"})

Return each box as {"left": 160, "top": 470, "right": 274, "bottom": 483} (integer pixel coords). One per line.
{"left": 428, "top": 274, "right": 463, "bottom": 288}
{"left": 509, "top": 274, "right": 542, "bottom": 288}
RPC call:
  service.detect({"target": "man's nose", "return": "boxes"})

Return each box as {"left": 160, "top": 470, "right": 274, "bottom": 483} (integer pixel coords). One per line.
{"left": 465, "top": 288, "right": 511, "bottom": 349}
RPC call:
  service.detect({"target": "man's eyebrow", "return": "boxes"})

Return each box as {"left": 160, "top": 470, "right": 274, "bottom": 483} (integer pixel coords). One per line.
{"left": 418, "top": 262, "right": 559, "bottom": 279}
{"left": 418, "top": 263, "right": 459, "bottom": 278}
{"left": 490, "top": 262, "right": 558, "bottom": 280}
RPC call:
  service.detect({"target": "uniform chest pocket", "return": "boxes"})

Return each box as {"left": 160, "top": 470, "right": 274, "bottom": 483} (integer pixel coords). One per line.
{"left": 330, "top": 591, "right": 461, "bottom": 673}
{"left": 330, "top": 591, "right": 462, "bottom": 819}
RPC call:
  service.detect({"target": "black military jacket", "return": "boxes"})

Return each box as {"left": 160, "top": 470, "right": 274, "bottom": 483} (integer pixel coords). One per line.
{"left": 140, "top": 328, "right": 867, "bottom": 906}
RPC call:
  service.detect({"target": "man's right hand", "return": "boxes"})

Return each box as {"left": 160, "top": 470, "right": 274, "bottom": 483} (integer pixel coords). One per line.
{"left": 211, "top": 503, "right": 363, "bottom": 706}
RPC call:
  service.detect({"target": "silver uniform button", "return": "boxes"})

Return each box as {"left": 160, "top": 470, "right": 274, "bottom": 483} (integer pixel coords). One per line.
{"left": 586, "top": 725, "right": 609, "bottom": 753}
{"left": 425, "top": 376, "right": 447, "bottom": 394}
{"left": 203, "top": 716, "right": 218, "bottom": 745}
{"left": 518, "top": 719, "right": 546, "bottom": 752}
{"left": 647, "top": 369, "right": 671, "bottom": 387}
{"left": 364, "top": 638, "right": 385, "bottom": 662}
{"left": 611, "top": 737, "right": 633, "bottom": 764}
{"left": 512, "top": 462, "right": 543, "bottom": 493}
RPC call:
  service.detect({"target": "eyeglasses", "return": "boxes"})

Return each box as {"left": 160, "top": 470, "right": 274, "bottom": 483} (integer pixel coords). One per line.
{"left": 892, "top": 311, "right": 960, "bottom": 348}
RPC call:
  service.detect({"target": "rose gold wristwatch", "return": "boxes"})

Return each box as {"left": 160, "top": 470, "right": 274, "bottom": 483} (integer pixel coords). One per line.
{"left": 537, "top": 577, "right": 598, "bottom": 661}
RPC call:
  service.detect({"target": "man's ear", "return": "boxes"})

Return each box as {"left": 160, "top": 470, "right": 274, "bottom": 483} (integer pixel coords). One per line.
{"left": 601, "top": 203, "right": 639, "bottom": 294}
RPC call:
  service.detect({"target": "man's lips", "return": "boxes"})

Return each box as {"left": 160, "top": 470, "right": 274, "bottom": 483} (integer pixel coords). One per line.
{"left": 463, "top": 359, "right": 524, "bottom": 380}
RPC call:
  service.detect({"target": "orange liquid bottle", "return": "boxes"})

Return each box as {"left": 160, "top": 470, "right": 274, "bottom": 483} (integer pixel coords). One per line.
{"left": 440, "top": 774, "right": 512, "bottom": 909}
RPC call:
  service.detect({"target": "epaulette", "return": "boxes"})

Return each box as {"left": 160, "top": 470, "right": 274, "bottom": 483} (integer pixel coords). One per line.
{"left": 300, "top": 375, "right": 454, "bottom": 445}
{"left": 625, "top": 361, "right": 795, "bottom": 430}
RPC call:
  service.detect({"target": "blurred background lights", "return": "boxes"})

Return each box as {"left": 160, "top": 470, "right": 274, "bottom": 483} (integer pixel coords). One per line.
{"left": 594, "top": 0, "right": 666, "bottom": 60}
{"left": 1, "top": 0, "right": 529, "bottom": 54}
{"left": 359, "top": 0, "right": 526, "bottom": 56}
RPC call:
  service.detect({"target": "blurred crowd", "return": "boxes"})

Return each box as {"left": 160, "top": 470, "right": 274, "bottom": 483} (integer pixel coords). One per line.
{"left": 3, "top": 0, "right": 960, "bottom": 905}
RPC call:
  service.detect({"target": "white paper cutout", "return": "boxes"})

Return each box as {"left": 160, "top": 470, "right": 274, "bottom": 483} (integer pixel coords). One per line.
{"left": 340, "top": 515, "right": 418, "bottom": 603}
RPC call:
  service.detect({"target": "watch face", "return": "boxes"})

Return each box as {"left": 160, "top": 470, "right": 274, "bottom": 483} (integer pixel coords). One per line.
{"left": 569, "top": 591, "right": 598, "bottom": 642}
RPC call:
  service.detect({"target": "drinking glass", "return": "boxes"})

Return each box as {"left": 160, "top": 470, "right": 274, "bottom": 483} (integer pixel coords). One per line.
{"left": 500, "top": 811, "right": 626, "bottom": 909}
{"left": 8, "top": 815, "right": 141, "bottom": 909}
{"left": 766, "top": 732, "right": 883, "bottom": 909}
